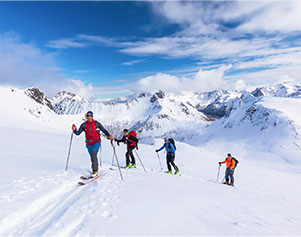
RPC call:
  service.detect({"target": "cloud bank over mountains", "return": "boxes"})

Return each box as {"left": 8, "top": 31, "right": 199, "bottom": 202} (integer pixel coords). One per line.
{"left": 1, "top": 2, "right": 301, "bottom": 99}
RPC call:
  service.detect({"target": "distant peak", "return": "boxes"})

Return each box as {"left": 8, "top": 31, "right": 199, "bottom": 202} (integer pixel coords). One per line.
{"left": 25, "top": 87, "right": 54, "bottom": 111}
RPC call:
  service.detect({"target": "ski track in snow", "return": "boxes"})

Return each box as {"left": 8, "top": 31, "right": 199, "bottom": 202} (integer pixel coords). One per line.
{"left": 0, "top": 163, "right": 301, "bottom": 236}
{"left": 0, "top": 167, "right": 121, "bottom": 236}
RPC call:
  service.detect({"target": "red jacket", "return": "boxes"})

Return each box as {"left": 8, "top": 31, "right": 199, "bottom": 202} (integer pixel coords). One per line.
{"left": 84, "top": 120, "right": 101, "bottom": 145}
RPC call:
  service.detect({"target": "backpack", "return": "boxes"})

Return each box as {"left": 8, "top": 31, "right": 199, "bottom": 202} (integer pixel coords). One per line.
{"left": 231, "top": 157, "right": 239, "bottom": 168}
{"left": 168, "top": 138, "right": 176, "bottom": 150}
{"left": 128, "top": 131, "right": 137, "bottom": 139}
{"left": 128, "top": 131, "right": 138, "bottom": 146}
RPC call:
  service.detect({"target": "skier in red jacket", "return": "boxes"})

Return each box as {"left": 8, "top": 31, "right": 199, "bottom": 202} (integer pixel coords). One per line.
{"left": 72, "top": 111, "right": 113, "bottom": 176}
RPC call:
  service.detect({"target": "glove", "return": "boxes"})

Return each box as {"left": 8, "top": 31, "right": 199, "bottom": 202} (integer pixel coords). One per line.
{"left": 114, "top": 138, "right": 117, "bottom": 142}
{"left": 117, "top": 141, "right": 120, "bottom": 146}
{"left": 136, "top": 144, "right": 138, "bottom": 150}
{"left": 72, "top": 124, "right": 76, "bottom": 131}
{"left": 155, "top": 149, "right": 159, "bottom": 152}
{"left": 108, "top": 135, "right": 113, "bottom": 141}
{"left": 218, "top": 162, "right": 221, "bottom": 165}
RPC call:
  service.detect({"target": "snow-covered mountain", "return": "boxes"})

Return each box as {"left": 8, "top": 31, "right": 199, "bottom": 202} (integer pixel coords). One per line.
{"left": 49, "top": 90, "right": 216, "bottom": 139}
{"left": 46, "top": 82, "right": 301, "bottom": 156}
{"left": 49, "top": 91, "right": 87, "bottom": 115}
{"left": 1, "top": 81, "right": 300, "bottom": 162}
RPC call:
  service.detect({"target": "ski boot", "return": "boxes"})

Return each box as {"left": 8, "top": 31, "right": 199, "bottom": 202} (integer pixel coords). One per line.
{"left": 174, "top": 168, "right": 180, "bottom": 175}
{"left": 91, "top": 170, "right": 98, "bottom": 177}
{"left": 124, "top": 165, "right": 131, "bottom": 169}
{"left": 223, "top": 180, "right": 229, "bottom": 185}
{"left": 166, "top": 171, "right": 172, "bottom": 174}
{"left": 228, "top": 180, "right": 234, "bottom": 186}
{"left": 130, "top": 164, "right": 136, "bottom": 168}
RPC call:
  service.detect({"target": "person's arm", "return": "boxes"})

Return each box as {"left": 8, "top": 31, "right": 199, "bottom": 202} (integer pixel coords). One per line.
{"left": 156, "top": 144, "right": 166, "bottom": 152}
{"left": 73, "top": 123, "right": 85, "bottom": 136}
{"left": 219, "top": 158, "right": 227, "bottom": 165}
{"left": 115, "top": 136, "right": 126, "bottom": 143}
{"left": 95, "top": 121, "right": 111, "bottom": 137}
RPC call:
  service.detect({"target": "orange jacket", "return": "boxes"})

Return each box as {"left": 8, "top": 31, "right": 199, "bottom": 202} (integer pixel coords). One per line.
{"left": 220, "top": 157, "right": 235, "bottom": 170}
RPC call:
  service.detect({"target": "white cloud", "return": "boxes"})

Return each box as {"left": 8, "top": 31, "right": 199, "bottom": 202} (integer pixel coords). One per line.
{"left": 116, "top": 1, "right": 301, "bottom": 65}
{"left": 47, "top": 34, "right": 121, "bottom": 50}
{"left": 226, "top": 64, "right": 301, "bottom": 86}
{"left": 47, "top": 38, "right": 89, "bottom": 49}
{"left": 152, "top": 1, "right": 301, "bottom": 34}
{"left": 236, "top": 2, "right": 301, "bottom": 32}
{"left": 133, "top": 73, "right": 181, "bottom": 93}
{"left": 235, "top": 80, "right": 247, "bottom": 91}
{"left": 43, "top": 79, "right": 96, "bottom": 100}
{"left": 77, "top": 34, "right": 118, "bottom": 47}
{"left": 0, "top": 32, "right": 95, "bottom": 100}
{"left": 121, "top": 59, "right": 144, "bottom": 66}
{"left": 191, "top": 65, "right": 231, "bottom": 92}
{"left": 130, "top": 65, "right": 232, "bottom": 94}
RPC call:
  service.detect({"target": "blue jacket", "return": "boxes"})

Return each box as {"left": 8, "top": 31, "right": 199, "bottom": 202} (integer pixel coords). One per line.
{"left": 158, "top": 142, "right": 175, "bottom": 154}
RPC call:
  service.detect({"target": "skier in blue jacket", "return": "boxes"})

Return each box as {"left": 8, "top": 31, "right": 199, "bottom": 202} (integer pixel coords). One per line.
{"left": 156, "top": 138, "right": 180, "bottom": 174}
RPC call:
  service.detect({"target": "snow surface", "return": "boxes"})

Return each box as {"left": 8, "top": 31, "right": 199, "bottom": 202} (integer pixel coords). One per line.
{"left": 0, "top": 85, "right": 301, "bottom": 236}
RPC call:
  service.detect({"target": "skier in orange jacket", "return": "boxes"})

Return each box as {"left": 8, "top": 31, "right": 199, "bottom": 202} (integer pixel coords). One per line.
{"left": 219, "top": 153, "right": 237, "bottom": 186}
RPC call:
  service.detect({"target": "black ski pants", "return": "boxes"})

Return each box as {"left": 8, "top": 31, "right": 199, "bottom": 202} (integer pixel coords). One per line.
{"left": 126, "top": 146, "right": 136, "bottom": 166}
{"left": 166, "top": 152, "right": 178, "bottom": 172}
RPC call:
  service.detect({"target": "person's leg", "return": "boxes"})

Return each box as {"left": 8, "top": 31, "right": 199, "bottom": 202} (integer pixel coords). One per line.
{"left": 90, "top": 151, "right": 98, "bottom": 172}
{"left": 87, "top": 142, "right": 100, "bottom": 173}
{"left": 125, "top": 150, "right": 130, "bottom": 166}
{"left": 224, "top": 168, "right": 230, "bottom": 184}
{"left": 170, "top": 153, "right": 178, "bottom": 171}
{"left": 166, "top": 153, "right": 172, "bottom": 172}
{"left": 229, "top": 170, "right": 234, "bottom": 185}
{"left": 128, "top": 147, "right": 136, "bottom": 165}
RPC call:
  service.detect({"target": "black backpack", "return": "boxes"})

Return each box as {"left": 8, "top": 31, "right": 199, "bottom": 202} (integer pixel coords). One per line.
{"left": 168, "top": 138, "right": 176, "bottom": 150}
{"left": 231, "top": 157, "right": 239, "bottom": 168}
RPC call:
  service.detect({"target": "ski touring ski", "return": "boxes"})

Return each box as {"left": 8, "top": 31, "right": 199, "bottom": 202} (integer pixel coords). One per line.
{"left": 78, "top": 172, "right": 106, "bottom": 186}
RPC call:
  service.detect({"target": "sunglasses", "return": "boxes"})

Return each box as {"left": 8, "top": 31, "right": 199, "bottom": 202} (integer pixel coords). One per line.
{"left": 86, "top": 114, "right": 93, "bottom": 117}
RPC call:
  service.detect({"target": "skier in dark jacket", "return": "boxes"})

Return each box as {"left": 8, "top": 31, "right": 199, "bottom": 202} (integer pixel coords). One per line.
{"left": 115, "top": 129, "right": 138, "bottom": 169}
{"left": 156, "top": 139, "right": 180, "bottom": 175}
{"left": 72, "top": 111, "right": 113, "bottom": 176}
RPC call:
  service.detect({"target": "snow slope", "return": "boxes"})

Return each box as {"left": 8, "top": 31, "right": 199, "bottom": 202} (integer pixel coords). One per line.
{"left": 1, "top": 83, "right": 301, "bottom": 235}
{"left": 0, "top": 126, "right": 300, "bottom": 236}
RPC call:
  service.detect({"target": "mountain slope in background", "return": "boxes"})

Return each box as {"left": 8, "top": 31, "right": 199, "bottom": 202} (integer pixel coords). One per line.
{"left": 46, "top": 82, "right": 301, "bottom": 165}
{"left": 1, "top": 81, "right": 300, "bottom": 164}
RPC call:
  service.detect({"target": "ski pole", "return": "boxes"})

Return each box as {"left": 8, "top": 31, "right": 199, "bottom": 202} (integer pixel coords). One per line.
{"left": 111, "top": 140, "right": 124, "bottom": 181}
{"left": 156, "top": 152, "right": 163, "bottom": 171}
{"left": 99, "top": 142, "right": 102, "bottom": 167}
{"left": 216, "top": 164, "right": 221, "bottom": 182}
{"left": 134, "top": 150, "right": 146, "bottom": 172}
{"left": 65, "top": 132, "right": 74, "bottom": 172}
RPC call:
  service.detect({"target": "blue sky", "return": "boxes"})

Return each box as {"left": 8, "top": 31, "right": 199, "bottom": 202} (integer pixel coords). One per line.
{"left": 0, "top": 1, "right": 301, "bottom": 99}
